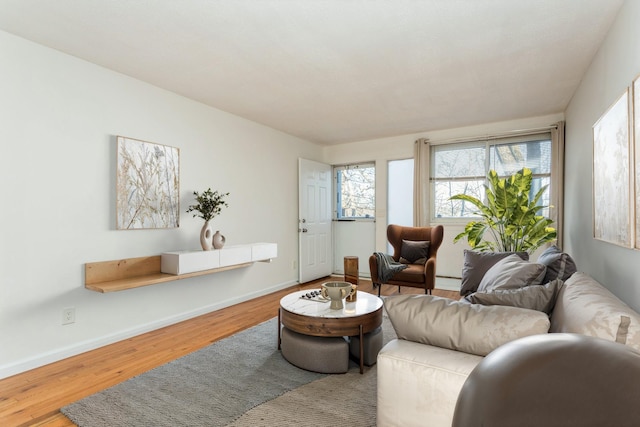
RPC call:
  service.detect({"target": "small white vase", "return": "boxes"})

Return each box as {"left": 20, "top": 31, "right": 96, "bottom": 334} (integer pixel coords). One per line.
{"left": 200, "top": 220, "right": 213, "bottom": 251}
{"left": 213, "top": 230, "right": 225, "bottom": 249}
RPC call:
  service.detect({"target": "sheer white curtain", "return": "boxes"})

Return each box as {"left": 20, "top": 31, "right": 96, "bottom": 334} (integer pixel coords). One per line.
{"left": 413, "top": 138, "right": 430, "bottom": 226}
{"left": 551, "top": 121, "right": 565, "bottom": 248}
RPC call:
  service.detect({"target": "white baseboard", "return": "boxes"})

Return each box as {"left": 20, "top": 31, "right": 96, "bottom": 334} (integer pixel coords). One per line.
{"left": 0, "top": 279, "right": 298, "bottom": 380}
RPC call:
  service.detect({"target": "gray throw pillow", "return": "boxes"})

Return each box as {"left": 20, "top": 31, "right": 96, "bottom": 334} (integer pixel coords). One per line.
{"left": 466, "top": 279, "right": 563, "bottom": 314}
{"left": 537, "top": 245, "right": 577, "bottom": 282}
{"left": 460, "top": 250, "right": 529, "bottom": 296}
{"left": 477, "top": 254, "right": 546, "bottom": 292}
{"left": 400, "top": 240, "right": 430, "bottom": 264}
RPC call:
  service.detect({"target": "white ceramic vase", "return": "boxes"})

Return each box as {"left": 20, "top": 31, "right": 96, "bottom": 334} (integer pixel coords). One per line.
{"left": 213, "top": 230, "right": 225, "bottom": 249}
{"left": 200, "top": 220, "right": 214, "bottom": 251}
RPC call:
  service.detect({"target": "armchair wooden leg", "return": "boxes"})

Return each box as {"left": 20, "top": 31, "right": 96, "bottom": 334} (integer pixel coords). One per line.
{"left": 398, "top": 286, "right": 401, "bottom": 294}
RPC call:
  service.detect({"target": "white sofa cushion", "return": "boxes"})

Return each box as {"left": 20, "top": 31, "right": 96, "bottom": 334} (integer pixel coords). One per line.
{"left": 384, "top": 294, "right": 551, "bottom": 356}
{"left": 377, "top": 339, "right": 483, "bottom": 427}
{"left": 551, "top": 272, "right": 640, "bottom": 351}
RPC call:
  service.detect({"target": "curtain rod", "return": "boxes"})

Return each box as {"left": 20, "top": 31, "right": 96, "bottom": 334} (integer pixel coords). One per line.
{"left": 424, "top": 124, "right": 559, "bottom": 146}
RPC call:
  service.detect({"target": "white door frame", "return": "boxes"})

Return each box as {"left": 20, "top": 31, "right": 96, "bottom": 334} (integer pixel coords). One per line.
{"left": 298, "top": 158, "right": 333, "bottom": 283}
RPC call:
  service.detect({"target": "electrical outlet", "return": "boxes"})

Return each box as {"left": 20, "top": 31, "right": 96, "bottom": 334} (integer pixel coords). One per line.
{"left": 62, "top": 307, "right": 75, "bottom": 325}
{"left": 292, "top": 260, "right": 297, "bottom": 270}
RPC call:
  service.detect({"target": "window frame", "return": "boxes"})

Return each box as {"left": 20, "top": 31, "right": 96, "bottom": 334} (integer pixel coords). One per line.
{"left": 429, "top": 132, "right": 555, "bottom": 223}
{"left": 333, "top": 162, "right": 376, "bottom": 221}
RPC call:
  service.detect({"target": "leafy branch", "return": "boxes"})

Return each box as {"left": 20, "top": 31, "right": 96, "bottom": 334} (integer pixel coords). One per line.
{"left": 450, "top": 168, "right": 556, "bottom": 253}
{"left": 186, "top": 188, "right": 229, "bottom": 222}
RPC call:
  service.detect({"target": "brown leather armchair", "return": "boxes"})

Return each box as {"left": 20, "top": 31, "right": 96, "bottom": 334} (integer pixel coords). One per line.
{"left": 369, "top": 224, "right": 444, "bottom": 296}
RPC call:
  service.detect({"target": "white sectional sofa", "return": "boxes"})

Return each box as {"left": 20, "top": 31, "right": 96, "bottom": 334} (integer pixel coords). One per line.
{"left": 377, "top": 271, "right": 640, "bottom": 427}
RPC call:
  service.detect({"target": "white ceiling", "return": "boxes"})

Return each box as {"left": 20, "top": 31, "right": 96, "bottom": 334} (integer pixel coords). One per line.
{"left": 0, "top": 0, "right": 624, "bottom": 145}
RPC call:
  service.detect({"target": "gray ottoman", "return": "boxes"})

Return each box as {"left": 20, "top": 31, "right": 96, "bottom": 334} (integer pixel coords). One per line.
{"left": 349, "top": 326, "right": 383, "bottom": 366}
{"left": 280, "top": 327, "right": 349, "bottom": 374}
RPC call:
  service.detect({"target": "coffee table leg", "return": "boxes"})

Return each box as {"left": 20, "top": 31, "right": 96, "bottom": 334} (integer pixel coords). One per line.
{"left": 359, "top": 324, "right": 364, "bottom": 374}
{"left": 277, "top": 308, "right": 281, "bottom": 350}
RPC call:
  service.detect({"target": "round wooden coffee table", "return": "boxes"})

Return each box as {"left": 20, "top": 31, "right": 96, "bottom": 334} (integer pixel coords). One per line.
{"left": 278, "top": 289, "right": 383, "bottom": 374}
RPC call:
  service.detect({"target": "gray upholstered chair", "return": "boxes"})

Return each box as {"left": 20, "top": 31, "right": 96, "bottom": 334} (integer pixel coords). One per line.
{"left": 452, "top": 333, "right": 640, "bottom": 427}
{"left": 368, "top": 224, "right": 444, "bottom": 296}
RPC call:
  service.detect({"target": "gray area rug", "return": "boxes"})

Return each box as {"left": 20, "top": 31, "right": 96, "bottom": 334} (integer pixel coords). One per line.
{"left": 62, "top": 313, "right": 397, "bottom": 427}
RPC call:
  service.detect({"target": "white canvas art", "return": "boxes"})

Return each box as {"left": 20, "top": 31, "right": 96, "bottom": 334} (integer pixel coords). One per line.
{"left": 116, "top": 136, "right": 180, "bottom": 229}
{"left": 593, "top": 90, "right": 631, "bottom": 247}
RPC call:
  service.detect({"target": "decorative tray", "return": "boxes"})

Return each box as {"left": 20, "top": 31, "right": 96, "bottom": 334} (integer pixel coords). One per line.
{"left": 299, "top": 290, "right": 329, "bottom": 303}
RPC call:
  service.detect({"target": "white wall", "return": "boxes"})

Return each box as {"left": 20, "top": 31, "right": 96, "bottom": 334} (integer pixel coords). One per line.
{"left": 564, "top": 0, "right": 640, "bottom": 311}
{"left": 333, "top": 221, "right": 375, "bottom": 277}
{"left": 324, "top": 113, "right": 564, "bottom": 279}
{"left": 0, "top": 30, "right": 323, "bottom": 378}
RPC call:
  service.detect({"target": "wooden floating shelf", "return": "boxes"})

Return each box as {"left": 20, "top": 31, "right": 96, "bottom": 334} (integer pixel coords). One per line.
{"left": 85, "top": 243, "right": 277, "bottom": 293}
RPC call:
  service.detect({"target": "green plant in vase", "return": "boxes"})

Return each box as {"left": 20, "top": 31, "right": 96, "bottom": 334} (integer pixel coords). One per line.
{"left": 450, "top": 168, "right": 556, "bottom": 254}
{"left": 187, "top": 188, "right": 229, "bottom": 250}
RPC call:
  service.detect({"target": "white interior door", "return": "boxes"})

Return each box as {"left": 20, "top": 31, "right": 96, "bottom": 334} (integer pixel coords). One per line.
{"left": 299, "top": 158, "right": 332, "bottom": 283}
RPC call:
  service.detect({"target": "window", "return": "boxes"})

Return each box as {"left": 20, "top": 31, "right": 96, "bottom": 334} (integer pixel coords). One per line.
{"left": 431, "top": 133, "right": 553, "bottom": 219}
{"left": 387, "top": 158, "right": 413, "bottom": 252}
{"left": 334, "top": 163, "right": 375, "bottom": 219}
{"left": 388, "top": 159, "right": 414, "bottom": 226}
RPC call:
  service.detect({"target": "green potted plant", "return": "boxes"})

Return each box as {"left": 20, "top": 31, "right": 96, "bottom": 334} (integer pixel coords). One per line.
{"left": 187, "top": 188, "right": 229, "bottom": 250}
{"left": 450, "top": 168, "right": 556, "bottom": 253}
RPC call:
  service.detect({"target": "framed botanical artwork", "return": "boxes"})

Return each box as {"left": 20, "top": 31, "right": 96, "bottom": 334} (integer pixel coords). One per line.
{"left": 593, "top": 89, "right": 632, "bottom": 247}
{"left": 116, "top": 136, "right": 180, "bottom": 229}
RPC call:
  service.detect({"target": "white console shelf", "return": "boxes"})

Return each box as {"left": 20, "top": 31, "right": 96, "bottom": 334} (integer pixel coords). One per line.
{"left": 161, "top": 243, "right": 277, "bottom": 274}
{"left": 85, "top": 243, "right": 277, "bottom": 293}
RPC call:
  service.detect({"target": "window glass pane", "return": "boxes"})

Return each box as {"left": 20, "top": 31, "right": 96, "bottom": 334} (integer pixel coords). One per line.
{"left": 430, "top": 134, "right": 553, "bottom": 220}
{"left": 489, "top": 139, "right": 551, "bottom": 176}
{"left": 433, "top": 179, "right": 485, "bottom": 218}
{"left": 531, "top": 176, "right": 551, "bottom": 218}
{"left": 336, "top": 165, "right": 375, "bottom": 218}
{"left": 433, "top": 142, "right": 486, "bottom": 179}
{"left": 388, "top": 159, "right": 413, "bottom": 226}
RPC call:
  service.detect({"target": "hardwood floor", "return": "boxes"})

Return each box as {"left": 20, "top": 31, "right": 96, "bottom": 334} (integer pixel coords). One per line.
{"left": 0, "top": 278, "right": 459, "bottom": 427}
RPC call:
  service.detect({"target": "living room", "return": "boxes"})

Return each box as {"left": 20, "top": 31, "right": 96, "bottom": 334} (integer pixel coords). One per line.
{"left": 1, "top": 0, "right": 640, "bottom": 425}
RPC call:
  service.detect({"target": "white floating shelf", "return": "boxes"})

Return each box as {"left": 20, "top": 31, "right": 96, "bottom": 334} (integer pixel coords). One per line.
{"left": 160, "top": 243, "right": 278, "bottom": 275}
{"left": 161, "top": 250, "right": 221, "bottom": 275}
{"left": 252, "top": 243, "right": 278, "bottom": 261}
{"left": 85, "top": 243, "right": 278, "bottom": 293}
{"left": 219, "top": 245, "right": 252, "bottom": 267}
